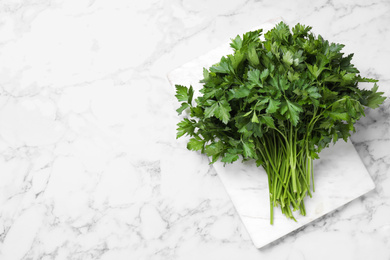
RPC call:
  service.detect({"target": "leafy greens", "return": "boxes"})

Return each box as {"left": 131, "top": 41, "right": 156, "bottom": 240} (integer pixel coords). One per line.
{"left": 174, "top": 21, "right": 386, "bottom": 224}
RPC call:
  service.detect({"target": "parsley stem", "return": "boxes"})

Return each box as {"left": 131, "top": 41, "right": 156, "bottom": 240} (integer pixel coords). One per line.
{"left": 256, "top": 124, "right": 313, "bottom": 223}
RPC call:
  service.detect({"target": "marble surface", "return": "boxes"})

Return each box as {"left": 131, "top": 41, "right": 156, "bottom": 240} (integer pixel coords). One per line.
{"left": 0, "top": 0, "right": 389, "bottom": 259}
{"left": 167, "top": 34, "right": 375, "bottom": 248}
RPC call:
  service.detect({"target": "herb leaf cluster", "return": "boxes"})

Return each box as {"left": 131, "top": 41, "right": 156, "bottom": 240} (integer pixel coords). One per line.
{"left": 175, "top": 22, "right": 386, "bottom": 223}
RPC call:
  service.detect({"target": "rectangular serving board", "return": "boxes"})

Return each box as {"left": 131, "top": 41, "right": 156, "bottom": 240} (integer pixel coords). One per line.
{"left": 167, "top": 21, "right": 375, "bottom": 248}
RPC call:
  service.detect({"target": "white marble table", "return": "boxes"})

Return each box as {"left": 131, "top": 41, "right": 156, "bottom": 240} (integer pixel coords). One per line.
{"left": 0, "top": 1, "right": 389, "bottom": 259}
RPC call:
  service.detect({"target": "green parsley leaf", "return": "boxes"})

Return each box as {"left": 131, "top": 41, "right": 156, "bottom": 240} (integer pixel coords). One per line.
{"left": 176, "top": 102, "right": 189, "bottom": 115}
{"left": 176, "top": 118, "right": 196, "bottom": 139}
{"left": 204, "top": 100, "right": 219, "bottom": 118}
{"left": 229, "top": 50, "right": 245, "bottom": 70}
{"left": 247, "top": 43, "right": 260, "bottom": 66}
{"left": 210, "top": 56, "right": 232, "bottom": 74}
{"left": 260, "top": 115, "right": 276, "bottom": 128}
{"left": 221, "top": 150, "right": 239, "bottom": 163}
{"left": 281, "top": 99, "right": 302, "bottom": 126}
{"left": 175, "top": 85, "right": 189, "bottom": 102}
{"left": 248, "top": 69, "right": 262, "bottom": 88}
{"left": 260, "top": 69, "right": 269, "bottom": 83}
{"left": 242, "top": 141, "right": 256, "bottom": 158}
{"left": 214, "top": 100, "right": 232, "bottom": 124}
{"left": 230, "top": 35, "right": 243, "bottom": 51}
{"left": 282, "top": 50, "right": 294, "bottom": 66}
{"left": 365, "top": 83, "right": 387, "bottom": 109}
{"left": 251, "top": 111, "right": 259, "bottom": 123}
{"left": 266, "top": 98, "right": 280, "bottom": 113}
{"left": 187, "top": 138, "right": 205, "bottom": 151}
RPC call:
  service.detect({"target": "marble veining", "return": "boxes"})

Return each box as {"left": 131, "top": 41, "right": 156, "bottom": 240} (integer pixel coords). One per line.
{"left": 0, "top": 0, "right": 389, "bottom": 259}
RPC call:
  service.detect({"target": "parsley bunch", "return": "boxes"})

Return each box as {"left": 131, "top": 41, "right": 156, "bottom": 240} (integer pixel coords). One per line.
{"left": 175, "top": 22, "right": 386, "bottom": 224}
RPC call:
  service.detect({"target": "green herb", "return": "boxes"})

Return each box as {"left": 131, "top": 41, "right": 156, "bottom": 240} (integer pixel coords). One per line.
{"left": 174, "top": 22, "right": 386, "bottom": 224}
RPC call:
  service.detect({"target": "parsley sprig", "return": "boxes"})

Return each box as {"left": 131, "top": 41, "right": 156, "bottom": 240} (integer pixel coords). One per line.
{"left": 175, "top": 22, "right": 386, "bottom": 224}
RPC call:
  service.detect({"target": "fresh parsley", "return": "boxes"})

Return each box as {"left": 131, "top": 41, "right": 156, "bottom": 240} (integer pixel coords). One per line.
{"left": 174, "top": 22, "right": 386, "bottom": 224}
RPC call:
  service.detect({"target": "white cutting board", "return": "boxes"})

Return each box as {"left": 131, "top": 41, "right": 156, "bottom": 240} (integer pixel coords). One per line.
{"left": 167, "top": 21, "right": 375, "bottom": 248}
